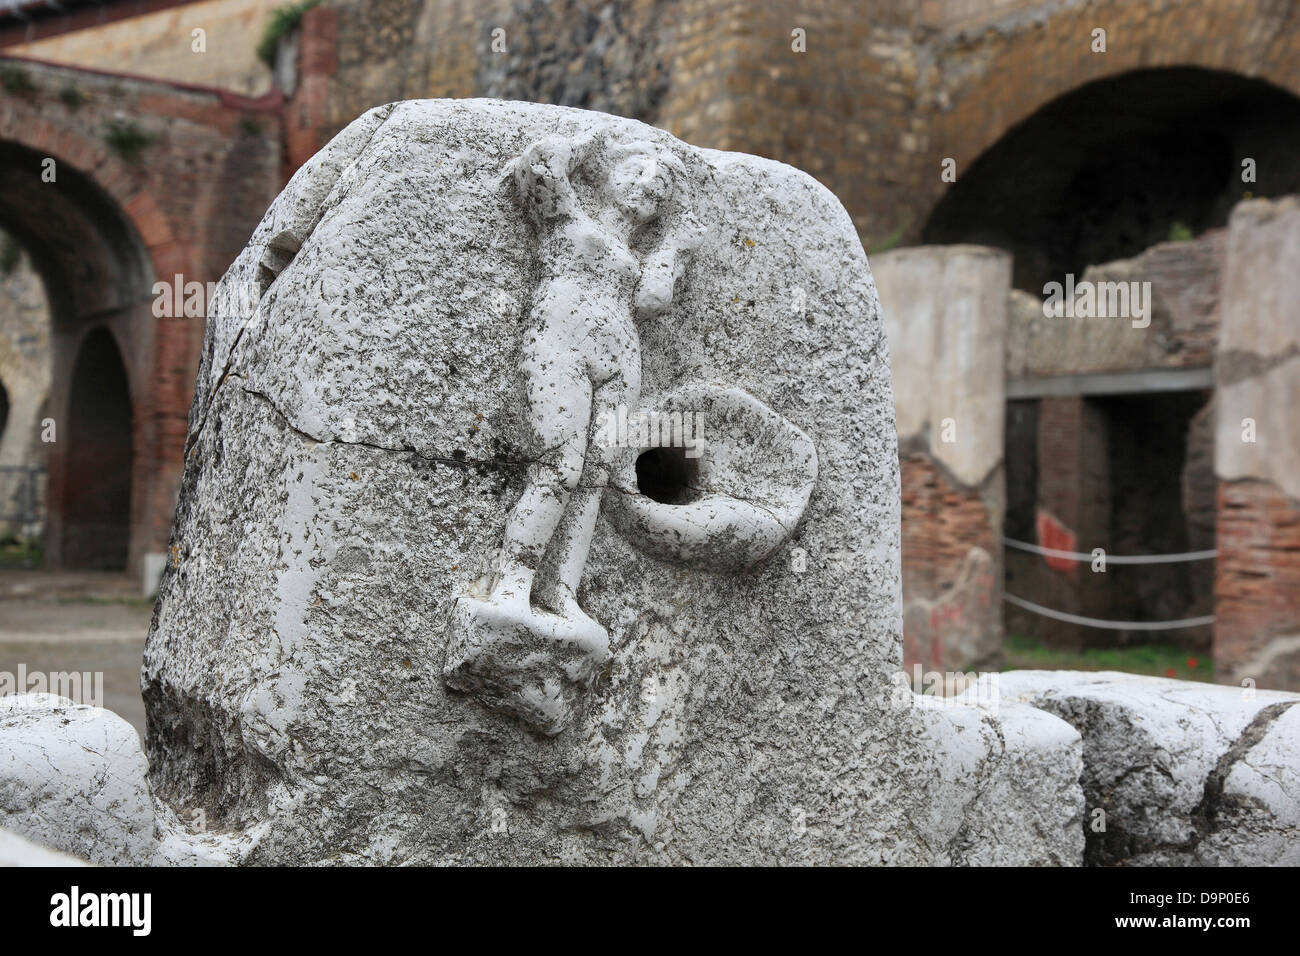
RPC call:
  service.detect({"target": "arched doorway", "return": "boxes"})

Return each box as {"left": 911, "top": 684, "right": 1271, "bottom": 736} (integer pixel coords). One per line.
{"left": 924, "top": 67, "right": 1300, "bottom": 660}
{"left": 61, "top": 328, "right": 132, "bottom": 570}
{"left": 923, "top": 68, "right": 1300, "bottom": 291}
{"left": 0, "top": 134, "right": 153, "bottom": 572}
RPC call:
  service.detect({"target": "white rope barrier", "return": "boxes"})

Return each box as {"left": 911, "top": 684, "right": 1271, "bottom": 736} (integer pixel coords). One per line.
{"left": 1004, "top": 537, "right": 1216, "bottom": 565}
{"left": 1003, "top": 593, "right": 1214, "bottom": 631}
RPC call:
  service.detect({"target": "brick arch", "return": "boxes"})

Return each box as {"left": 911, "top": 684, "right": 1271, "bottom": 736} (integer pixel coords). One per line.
{"left": 0, "top": 95, "right": 170, "bottom": 573}
{"left": 921, "top": 64, "right": 1300, "bottom": 289}
{"left": 0, "top": 56, "right": 283, "bottom": 577}
{"left": 918, "top": 0, "right": 1300, "bottom": 237}
{"left": 0, "top": 98, "right": 177, "bottom": 298}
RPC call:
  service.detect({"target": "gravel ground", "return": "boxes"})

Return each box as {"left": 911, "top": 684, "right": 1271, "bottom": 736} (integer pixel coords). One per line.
{"left": 0, "top": 582, "right": 153, "bottom": 740}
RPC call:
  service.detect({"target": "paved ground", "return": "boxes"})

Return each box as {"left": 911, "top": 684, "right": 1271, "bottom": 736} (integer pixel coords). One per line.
{"left": 0, "top": 572, "right": 152, "bottom": 740}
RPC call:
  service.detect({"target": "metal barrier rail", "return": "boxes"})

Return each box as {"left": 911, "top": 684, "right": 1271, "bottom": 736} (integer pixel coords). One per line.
{"left": 1003, "top": 536, "right": 1216, "bottom": 630}
{"left": 1003, "top": 593, "right": 1214, "bottom": 631}
{"left": 1004, "top": 536, "right": 1216, "bottom": 565}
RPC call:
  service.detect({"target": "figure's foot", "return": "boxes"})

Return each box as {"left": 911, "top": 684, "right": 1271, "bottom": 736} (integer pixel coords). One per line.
{"left": 488, "top": 569, "right": 534, "bottom": 619}
{"left": 539, "top": 585, "right": 601, "bottom": 636}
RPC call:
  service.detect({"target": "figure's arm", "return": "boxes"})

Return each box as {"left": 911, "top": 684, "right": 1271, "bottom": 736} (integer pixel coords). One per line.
{"left": 513, "top": 133, "right": 597, "bottom": 223}
{"left": 671, "top": 213, "right": 708, "bottom": 283}
{"left": 636, "top": 215, "right": 708, "bottom": 320}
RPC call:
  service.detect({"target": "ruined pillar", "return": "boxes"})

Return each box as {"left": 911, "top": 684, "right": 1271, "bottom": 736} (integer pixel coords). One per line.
{"left": 1214, "top": 196, "right": 1300, "bottom": 692}
{"left": 874, "top": 245, "right": 1008, "bottom": 674}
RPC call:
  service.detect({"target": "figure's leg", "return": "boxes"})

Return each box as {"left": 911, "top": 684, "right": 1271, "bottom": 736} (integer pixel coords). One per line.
{"left": 490, "top": 362, "right": 591, "bottom": 613}
{"left": 536, "top": 366, "right": 639, "bottom": 623}
{"left": 535, "top": 486, "right": 602, "bottom": 625}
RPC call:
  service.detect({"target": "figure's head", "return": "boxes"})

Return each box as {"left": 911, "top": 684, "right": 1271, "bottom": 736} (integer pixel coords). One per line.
{"left": 606, "top": 141, "right": 682, "bottom": 224}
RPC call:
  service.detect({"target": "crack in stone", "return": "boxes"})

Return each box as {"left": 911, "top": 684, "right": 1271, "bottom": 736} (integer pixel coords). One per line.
{"left": 236, "top": 385, "right": 534, "bottom": 472}
{"left": 1216, "top": 345, "right": 1300, "bottom": 387}
{"left": 1082, "top": 698, "right": 1297, "bottom": 864}
{"left": 1187, "top": 700, "right": 1297, "bottom": 843}
{"left": 184, "top": 104, "right": 399, "bottom": 459}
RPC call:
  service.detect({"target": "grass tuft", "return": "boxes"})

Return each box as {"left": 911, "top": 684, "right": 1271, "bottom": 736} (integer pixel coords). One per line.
{"left": 257, "top": 0, "right": 323, "bottom": 68}
{"left": 1003, "top": 633, "right": 1213, "bottom": 682}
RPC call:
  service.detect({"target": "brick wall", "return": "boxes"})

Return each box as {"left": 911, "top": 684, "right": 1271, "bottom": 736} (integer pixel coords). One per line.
{"left": 279, "top": 0, "right": 1300, "bottom": 253}
{"left": 901, "top": 455, "right": 997, "bottom": 598}
{"left": 0, "top": 56, "right": 281, "bottom": 572}
{"left": 1215, "top": 480, "right": 1300, "bottom": 690}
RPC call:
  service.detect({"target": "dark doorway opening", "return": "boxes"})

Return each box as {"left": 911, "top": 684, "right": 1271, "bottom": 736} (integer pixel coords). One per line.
{"left": 1094, "top": 390, "right": 1215, "bottom": 646}
{"left": 62, "top": 327, "right": 132, "bottom": 569}
{"left": 924, "top": 68, "right": 1300, "bottom": 291}
{"left": 1004, "top": 390, "right": 1214, "bottom": 652}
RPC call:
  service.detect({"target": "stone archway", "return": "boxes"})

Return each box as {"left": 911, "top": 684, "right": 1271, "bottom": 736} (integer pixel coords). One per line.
{"left": 902, "top": 0, "right": 1300, "bottom": 250}
{"left": 922, "top": 67, "right": 1300, "bottom": 290}
{"left": 0, "top": 129, "right": 159, "bottom": 572}
{"left": 0, "top": 56, "right": 284, "bottom": 577}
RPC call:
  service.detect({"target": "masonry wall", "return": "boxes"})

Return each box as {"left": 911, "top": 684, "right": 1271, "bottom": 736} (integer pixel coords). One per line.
{"left": 6, "top": 0, "right": 1299, "bottom": 258}
{"left": 2, "top": 0, "right": 273, "bottom": 96}
{"left": 1006, "top": 230, "right": 1226, "bottom": 381}
{"left": 281, "top": 0, "right": 1300, "bottom": 256}
{"left": 874, "top": 245, "right": 1008, "bottom": 674}
{"left": 1214, "top": 196, "right": 1300, "bottom": 692}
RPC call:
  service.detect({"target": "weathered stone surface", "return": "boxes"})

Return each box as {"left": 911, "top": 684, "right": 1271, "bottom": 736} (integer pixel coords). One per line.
{"left": 141, "top": 99, "right": 1083, "bottom": 865}
{"left": 0, "top": 827, "right": 89, "bottom": 867}
{"left": 0, "top": 240, "right": 50, "bottom": 538}
{"left": 942, "top": 699, "right": 1085, "bottom": 866}
{"left": 984, "top": 671, "right": 1300, "bottom": 865}
{"left": 874, "top": 244, "right": 1008, "bottom": 489}
{"left": 1217, "top": 357, "right": 1300, "bottom": 500}
{"left": 1213, "top": 195, "right": 1300, "bottom": 692}
{"left": 1215, "top": 196, "right": 1300, "bottom": 499}
{"left": 0, "top": 694, "right": 154, "bottom": 866}
{"left": 1217, "top": 196, "right": 1300, "bottom": 370}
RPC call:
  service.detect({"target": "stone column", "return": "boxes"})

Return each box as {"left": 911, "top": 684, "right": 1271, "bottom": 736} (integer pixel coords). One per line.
{"left": 1214, "top": 196, "right": 1300, "bottom": 692}
{"left": 874, "top": 245, "right": 1008, "bottom": 675}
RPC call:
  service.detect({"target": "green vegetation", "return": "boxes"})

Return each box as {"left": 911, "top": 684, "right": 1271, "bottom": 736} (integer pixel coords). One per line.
{"left": 0, "top": 232, "right": 20, "bottom": 276}
{"left": 1167, "top": 220, "right": 1194, "bottom": 242}
{"left": 58, "top": 83, "right": 85, "bottom": 110}
{"left": 0, "top": 64, "right": 35, "bottom": 95}
{"left": 257, "top": 0, "right": 323, "bottom": 67}
{"left": 104, "top": 119, "right": 156, "bottom": 164}
{"left": 867, "top": 221, "right": 908, "bottom": 255}
{"left": 0, "top": 536, "right": 43, "bottom": 569}
{"left": 1003, "top": 633, "right": 1213, "bottom": 682}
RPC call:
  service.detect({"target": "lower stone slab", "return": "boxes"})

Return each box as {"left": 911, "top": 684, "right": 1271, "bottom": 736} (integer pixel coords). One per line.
{"left": 976, "top": 670, "right": 1300, "bottom": 865}
{"left": 0, "top": 694, "right": 155, "bottom": 866}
